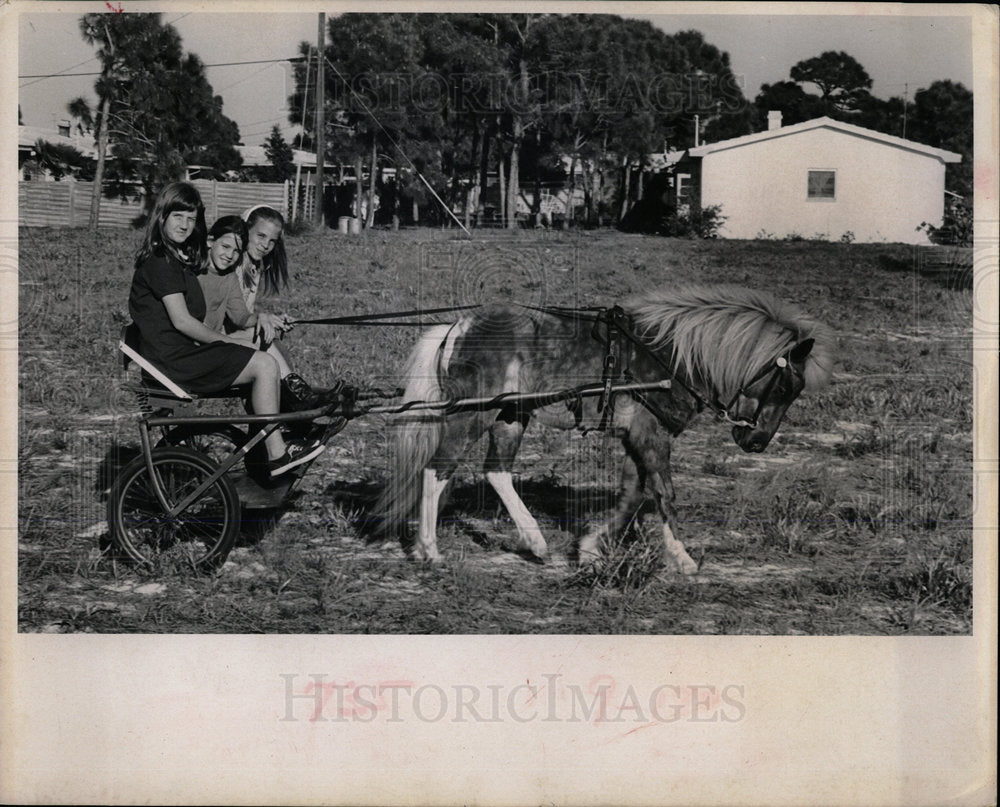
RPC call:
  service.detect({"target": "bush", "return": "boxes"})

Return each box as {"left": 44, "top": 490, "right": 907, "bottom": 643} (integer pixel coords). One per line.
{"left": 918, "top": 197, "right": 972, "bottom": 247}
{"left": 657, "top": 204, "right": 726, "bottom": 239}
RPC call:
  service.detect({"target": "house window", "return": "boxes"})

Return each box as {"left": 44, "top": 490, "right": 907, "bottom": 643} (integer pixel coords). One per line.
{"left": 676, "top": 173, "right": 692, "bottom": 205}
{"left": 807, "top": 170, "right": 836, "bottom": 200}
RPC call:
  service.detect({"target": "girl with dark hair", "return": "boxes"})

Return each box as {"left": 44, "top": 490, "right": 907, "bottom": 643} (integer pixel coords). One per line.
{"left": 128, "top": 183, "right": 323, "bottom": 478}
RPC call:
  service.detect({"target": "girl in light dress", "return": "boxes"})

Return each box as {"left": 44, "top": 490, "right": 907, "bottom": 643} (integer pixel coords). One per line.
{"left": 129, "top": 183, "right": 323, "bottom": 478}
{"left": 199, "top": 206, "right": 335, "bottom": 412}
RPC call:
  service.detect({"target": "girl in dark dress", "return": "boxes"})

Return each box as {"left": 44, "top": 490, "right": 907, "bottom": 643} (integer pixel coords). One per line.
{"left": 128, "top": 182, "right": 323, "bottom": 478}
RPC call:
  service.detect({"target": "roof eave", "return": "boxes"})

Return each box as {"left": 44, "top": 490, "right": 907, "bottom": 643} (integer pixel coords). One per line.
{"left": 690, "top": 116, "right": 962, "bottom": 163}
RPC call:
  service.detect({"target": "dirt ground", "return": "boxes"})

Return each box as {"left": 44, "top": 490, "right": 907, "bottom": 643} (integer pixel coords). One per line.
{"left": 16, "top": 228, "right": 975, "bottom": 634}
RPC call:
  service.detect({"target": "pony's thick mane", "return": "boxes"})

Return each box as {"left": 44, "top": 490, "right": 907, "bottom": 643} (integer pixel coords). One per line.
{"left": 625, "top": 285, "right": 834, "bottom": 399}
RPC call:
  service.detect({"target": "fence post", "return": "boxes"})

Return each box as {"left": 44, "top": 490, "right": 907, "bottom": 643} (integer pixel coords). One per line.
{"left": 212, "top": 180, "right": 219, "bottom": 223}
{"left": 68, "top": 177, "right": 76, "bottom": 227}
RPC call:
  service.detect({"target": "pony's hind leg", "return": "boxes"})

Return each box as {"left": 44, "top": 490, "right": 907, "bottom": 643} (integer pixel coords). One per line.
{"left": 415, "top": 467, "right": 449, "bottom": 561}
{"left": 485, "top": 412, "right": 547, "bottom": 560}
{"left": 413, "top": 412, "right": 485, "bottom": 562}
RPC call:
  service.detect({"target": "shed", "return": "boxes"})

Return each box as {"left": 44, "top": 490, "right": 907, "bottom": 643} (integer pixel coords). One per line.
{"left": 687, "top": 115, "right": 962, "bottom": 244}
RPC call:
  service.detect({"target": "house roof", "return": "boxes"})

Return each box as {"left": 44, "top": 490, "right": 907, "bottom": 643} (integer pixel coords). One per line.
{"left": 237, "top": 144, "right": 317, "bottom": 168}
{"left": 18, "top": 124, "right": 97, "bottom": 157}
{"left": 688, "top": 116, "right": 962, "bottom": 163}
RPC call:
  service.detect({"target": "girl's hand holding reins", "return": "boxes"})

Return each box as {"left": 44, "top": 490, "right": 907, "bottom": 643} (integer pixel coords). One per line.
{"left": 255, "top": 311, "right": 292, "bottom": 343}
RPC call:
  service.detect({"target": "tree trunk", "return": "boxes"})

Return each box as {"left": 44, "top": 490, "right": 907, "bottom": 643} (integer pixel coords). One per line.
{"left": 581, "top": 160, "right": 593, "bottom": 228}
{"left": 366, "top": 135, "right": 377, "bottom": 228}
{"left": 619, "top": 156, "right": 631, "bottom": 222}
{"left": 507, "top": 136, "right": 519, "bottom": 230}
{"left": 89, "top": 19, "right": 116, "bottom": 230}
{"left": 532, "top": 133, "right": 542, "bottom": 227}
{"left": 563, "top": 153, "right": 577, "bottom": 230}
{"left": 498, "top": 141, "right": 506, "bottom": 229}
{"left": 467, "top": 118, "right": 481, "bottom": 230}
{"left": 594, "top": 169, "right": 604, "bottom": 228}
{"left": 506, "top": 48, "right": 531, "bottom": 230}
{"left": 479, "top": 120, "right": 493, "bottom": 219}
{"left": 89, "top": 93, "right": 111, "bottom": 229}
{"left": 354, "top": 153, "right": 363, "bottom": 220}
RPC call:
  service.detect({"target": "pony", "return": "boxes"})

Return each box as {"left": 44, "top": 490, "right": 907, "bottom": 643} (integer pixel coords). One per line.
{"left": 375, "top": 285, "right": 833, "bottom": 572}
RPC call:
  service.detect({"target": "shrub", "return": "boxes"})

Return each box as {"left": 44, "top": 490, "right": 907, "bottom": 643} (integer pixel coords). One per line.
{"left": 657, "top": 204, "right": 726, "bottom": 239}
{"left": 918, "top": 197, "right": 972, "bottom": 247}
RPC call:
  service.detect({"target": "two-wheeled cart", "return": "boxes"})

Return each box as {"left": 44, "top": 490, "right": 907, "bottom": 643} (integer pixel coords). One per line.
{"left": 108, "top": 323, "right": 671, "bottom": 571}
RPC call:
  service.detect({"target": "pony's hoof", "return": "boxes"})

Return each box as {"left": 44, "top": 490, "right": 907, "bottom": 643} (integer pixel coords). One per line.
{"left": 671, "top": 554, "right": 699, "bottom": 575}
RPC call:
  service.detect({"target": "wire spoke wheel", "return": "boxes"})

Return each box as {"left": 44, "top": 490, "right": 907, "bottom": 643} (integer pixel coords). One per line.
{"left": 108, "top": 446, "right": 241, "bottom": 571}
{"left": 157, "top": 424, "right": 251, "bottom": 472}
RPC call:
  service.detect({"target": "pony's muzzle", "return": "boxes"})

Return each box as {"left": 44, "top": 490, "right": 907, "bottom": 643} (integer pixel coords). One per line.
{"left": 732, "top": 425, "right": 771, "bottom": 453}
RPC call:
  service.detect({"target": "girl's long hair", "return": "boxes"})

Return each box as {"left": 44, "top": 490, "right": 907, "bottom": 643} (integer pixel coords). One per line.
{"left": 203, "top": 215, "right": 249, "bottom": 273}
{"left": 243, "top": 205, "right": 288, "bottom": 296}
{"left": 135, "top": 182, "right": 207, "bottom": 270}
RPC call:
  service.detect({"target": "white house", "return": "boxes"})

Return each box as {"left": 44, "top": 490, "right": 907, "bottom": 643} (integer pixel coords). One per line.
{"left": 17, "top": 123, "right": 97, "bottom": 181}
{"left": 687, "top": 114, "right": 962, "bottom": 244}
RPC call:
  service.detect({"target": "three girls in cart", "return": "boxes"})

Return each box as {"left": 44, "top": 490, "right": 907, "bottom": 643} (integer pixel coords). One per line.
{"left": 127, "top": 182, "right": 338, "bottom": 478}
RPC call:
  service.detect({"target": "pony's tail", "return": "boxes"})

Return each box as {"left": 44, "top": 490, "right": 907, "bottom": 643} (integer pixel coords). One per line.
{"left": 373, "top": 324, "right": 453, "bottom": 537}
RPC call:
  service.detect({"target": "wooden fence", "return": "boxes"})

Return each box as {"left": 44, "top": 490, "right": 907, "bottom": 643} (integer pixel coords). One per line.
{"left": 18, "top": 179, "right": 290, "bottom": 228}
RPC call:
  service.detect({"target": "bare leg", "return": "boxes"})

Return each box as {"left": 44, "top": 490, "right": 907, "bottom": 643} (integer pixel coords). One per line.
{"left": 232, "top": 351, "right": 287, "bottom": 460}
{"left": 268, "top": 340, "right": 293, "bottom": 378}
{"left": 230, "top": 326, "right": 293, "bottom": 377}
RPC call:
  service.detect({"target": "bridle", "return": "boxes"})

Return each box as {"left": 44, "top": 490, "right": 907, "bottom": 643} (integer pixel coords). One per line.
{"left": 523, "top": 303, "right": 801, "bottom": 433}
{"left": 718, "top": 351, "right": 798, "bottom": 430}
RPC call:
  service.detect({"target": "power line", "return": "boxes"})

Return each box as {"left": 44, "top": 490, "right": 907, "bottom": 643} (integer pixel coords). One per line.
{"left": 18, "top": 54, "right": 100, "bottom": 89}
{"left": 217, "top": 63, "right": 274, "bottom": 92}
{"left": 18, "top": 56, "right": 301, "bottom": 82}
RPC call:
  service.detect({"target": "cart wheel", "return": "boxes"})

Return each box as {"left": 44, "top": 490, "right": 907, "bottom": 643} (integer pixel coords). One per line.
{"left": 158, "top": 424, "right": 249, "bottom": 470}
{"left": 107, "top": 446, "right": 241, "bottom": 571}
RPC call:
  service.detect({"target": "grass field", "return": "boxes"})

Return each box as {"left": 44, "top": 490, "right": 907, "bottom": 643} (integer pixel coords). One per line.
{"left": 16, "top": 225, "right": 975, "bottom": 634}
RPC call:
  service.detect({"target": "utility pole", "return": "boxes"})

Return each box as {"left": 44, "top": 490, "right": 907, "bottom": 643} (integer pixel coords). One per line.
{"left": 902, "top": 82, "right": 908, "bottom": 139}
{"left": 903, "top": 83, "right": 910, "bottom": 140}
{"left": 315, "top": 12, "right": 326, "bottom": 225}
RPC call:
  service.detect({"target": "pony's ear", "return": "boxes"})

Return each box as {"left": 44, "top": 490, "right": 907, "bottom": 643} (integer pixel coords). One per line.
{"left": 790, "top": 338, "right": 815, "bottom": 363}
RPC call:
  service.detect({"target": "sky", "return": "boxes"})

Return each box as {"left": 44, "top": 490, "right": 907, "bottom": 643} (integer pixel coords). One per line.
{"left": 16, "top": 6, "right": 975, "bottom": 148}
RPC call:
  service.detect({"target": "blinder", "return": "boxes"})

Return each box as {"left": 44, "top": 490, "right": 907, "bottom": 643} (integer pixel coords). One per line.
{"left": 721, "top": 346, "right": 805, "bottom": 430}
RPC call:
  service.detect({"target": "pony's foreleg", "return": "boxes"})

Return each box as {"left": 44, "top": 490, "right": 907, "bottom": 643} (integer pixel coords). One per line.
{"left": 485, "top": 414, "right": 547, "bottom": 560}
{"left": 577, "top": 453, "right": 645, "bottom": 566}
{"left": 415, "top": 468, "right": 449, "bottom": 562}
{"left": 627, "top": 429, "right": 698, "bottom": 575}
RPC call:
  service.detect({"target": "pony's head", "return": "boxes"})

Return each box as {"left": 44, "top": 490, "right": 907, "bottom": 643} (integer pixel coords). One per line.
{"left": 724, "top": 336, "right": 820, "bottom": 452}
{"left": 628, "top": 286, "right": 834, "bottom": 453}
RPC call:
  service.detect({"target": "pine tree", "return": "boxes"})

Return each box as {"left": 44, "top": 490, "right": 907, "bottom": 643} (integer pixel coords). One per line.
{"left": 263, "top": 125, "right": 295, "bottom": 183}
{"left": 77, "top": 12, "right": 243, "bottom": 225}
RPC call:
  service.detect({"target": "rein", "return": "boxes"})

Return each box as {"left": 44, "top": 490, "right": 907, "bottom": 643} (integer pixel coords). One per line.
{"left": 294, "top": 304, "right": 482, "bottom": 327}
{"left": 298, "top": 301, "right": 792, "bottom": 430}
